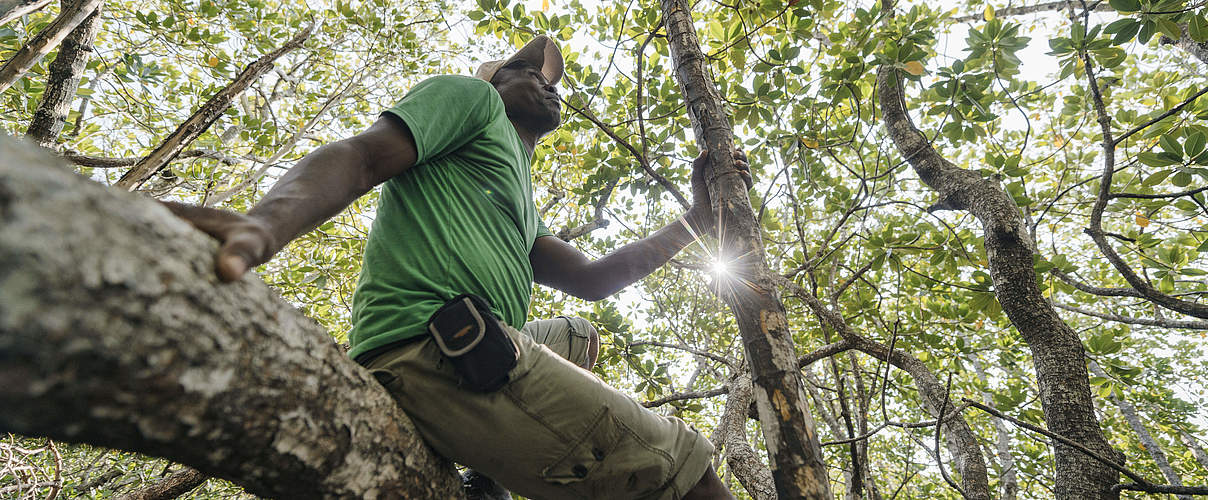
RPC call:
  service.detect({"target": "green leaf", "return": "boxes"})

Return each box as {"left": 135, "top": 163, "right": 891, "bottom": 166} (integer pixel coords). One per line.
{"left": 1156, "top": 18, "right": 1183, "bottom": 40}
{"left": 1186, "top": 131, "right": 1206, "bottom": 157}
{"left": 1109, "top": 0, "right": 1141, "bottom": 12}
{"left": 1172, "top": 171, "right": 1193, "bottom": 187}
{"left": 1138, "top": 151, "right": 1179, "bottom": 167}
{"left": 1191, "top": 14, "right": 1208, "bottom": 43}
{"left": 1160, "top": 133, "right": 1182, "bottom": 156}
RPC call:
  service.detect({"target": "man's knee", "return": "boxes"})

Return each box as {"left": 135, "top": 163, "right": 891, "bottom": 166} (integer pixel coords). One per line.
{"left": 566, "top": 316, "right": 599, "bottom": 371}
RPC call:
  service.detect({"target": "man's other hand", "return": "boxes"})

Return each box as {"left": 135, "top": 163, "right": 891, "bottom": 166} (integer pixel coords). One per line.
{"left": 162, "top": 202, "right": 277, "bottom": 282}
{"left": 688, "top": 148, "right": 752, "bottom": 230}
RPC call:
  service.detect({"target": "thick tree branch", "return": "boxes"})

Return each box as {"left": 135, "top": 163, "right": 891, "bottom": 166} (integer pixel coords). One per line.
{"left": 0, "top": 135, "right": 460, "bottom": 499}
{"left": 115, "top": 25, "right": 313, "bottom": 190}
{"left": 0, "top": 0, "right": 103, "bottom": 93}
{"left": 63, "top": 149, "right": 241, "bottom": 168}
{"left": 1081, "top": 46, "right": 1208, "bottom": 319}
{"left": 877, "top": 26, "right": 1122, "bottom": 496}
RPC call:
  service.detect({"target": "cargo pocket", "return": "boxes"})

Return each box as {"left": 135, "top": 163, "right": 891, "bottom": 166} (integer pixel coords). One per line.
{"left": 540, "top": 406, "right": 674, "bottom": 498}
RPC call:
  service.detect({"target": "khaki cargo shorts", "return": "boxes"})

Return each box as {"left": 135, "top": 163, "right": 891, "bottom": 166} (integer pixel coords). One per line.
{"left": 362, "top": 316, "right": 714, "bottom": 500}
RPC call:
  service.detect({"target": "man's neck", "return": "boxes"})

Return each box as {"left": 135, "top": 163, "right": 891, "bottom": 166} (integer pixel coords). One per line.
{"left": 509, "top": 119, "right": 538, "bottom": 157}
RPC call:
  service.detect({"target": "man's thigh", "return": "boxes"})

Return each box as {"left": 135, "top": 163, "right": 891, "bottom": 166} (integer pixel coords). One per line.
{"left": 363, "top": 326, "right": 713, "bottom": 500}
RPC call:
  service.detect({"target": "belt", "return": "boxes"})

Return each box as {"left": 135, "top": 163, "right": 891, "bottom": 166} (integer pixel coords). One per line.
{"left": 353, "top": 335, "right": 424, "bottom": 367}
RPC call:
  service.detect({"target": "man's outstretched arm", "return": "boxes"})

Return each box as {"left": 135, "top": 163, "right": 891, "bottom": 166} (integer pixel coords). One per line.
{"left": 531, "top": 150, "right": 749, "bottom": 301}
{"left": 165, "top": 115, "right": 417, "bottom": 281}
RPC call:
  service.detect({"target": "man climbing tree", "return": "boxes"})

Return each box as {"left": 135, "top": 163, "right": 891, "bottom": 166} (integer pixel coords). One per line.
{"left": 165, "top": 35, "right": 750, "bottom": 500}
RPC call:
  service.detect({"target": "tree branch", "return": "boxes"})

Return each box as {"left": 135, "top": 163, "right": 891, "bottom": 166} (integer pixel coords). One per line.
{"left": 115, "top": 24, "right": 313, "bottom": 190}
{"left": 0, "top": 0, "right": 54, "bottom": 27}
{"left": 0, "top": 135, "right": 460, "bottom": 499}
{"left": 24, "top": 0, "right": 102, "bottom": 148}
{"left": 1054, "top": 302, "right": 1208, "bottom": 329}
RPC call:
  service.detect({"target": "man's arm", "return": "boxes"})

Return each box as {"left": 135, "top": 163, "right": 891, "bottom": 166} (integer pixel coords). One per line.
{"left": 531, "top": 150, "right": 749, "bottom": 301}
{"left": 165, "top": 115, "right": 417, "bottom": 281}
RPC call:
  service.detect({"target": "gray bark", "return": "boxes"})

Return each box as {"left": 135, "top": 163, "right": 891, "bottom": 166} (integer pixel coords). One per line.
{"left": 716, "top": 374, "right": 776, "bottom": 500}
{"left": 0, "top": 134, "right": 461, "bottom": 499}
{"left": 971, "top": 357, "right": 1018, "bottom": 500}
{"left": 876, "top": 63, "right": 1123, "bottom": 499}
{"left": 1088, "top": 362, "right": 1191, "bottom": 500}
{"left": 0, "top": 0, "right": 102, "bottom": 93}
{"left": 1178, "top": 429, "right": 1208, "bottom": 470}
{"left": 659, "top": 0, "right": 832, "bottom": 496}
{"left": 0, "top": 0, "right": 53, "bottom": 27}
{"left": 115, "top": 25, "right": 312, "bottom": 190}
{"left": 24, "top": 0, "right": 101, "bottom": 148}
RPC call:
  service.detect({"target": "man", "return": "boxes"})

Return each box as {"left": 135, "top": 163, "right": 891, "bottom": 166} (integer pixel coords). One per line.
{"left": 168, "top": 35, "right": 749, "bottom": 499}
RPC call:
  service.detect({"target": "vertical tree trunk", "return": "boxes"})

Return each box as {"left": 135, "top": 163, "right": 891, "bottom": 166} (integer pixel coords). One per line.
{"left": 1088, "top": 362, "right": 1191, "bottom": 500}
{"left": 971, "top": 357, "right": 1018, "bottom": 500}
{"left": 876, "top": 65, "right": 1123, "bottom": 499}
{"left": 24, "top": 0, "right": 101, "bottom": 148}
{"left": 0, "top": 0, "right": 102, "bottom": 93}
{"left": 658, "top": 0, "right": 832, "bottom": 497}
{"left": 114, "top": 24, "right": 313, "bottom": 190}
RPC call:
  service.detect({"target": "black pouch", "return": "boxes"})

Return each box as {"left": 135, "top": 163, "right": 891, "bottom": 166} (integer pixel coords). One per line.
{"left": 427, "top": 294, "right": 518, "bottom": 393}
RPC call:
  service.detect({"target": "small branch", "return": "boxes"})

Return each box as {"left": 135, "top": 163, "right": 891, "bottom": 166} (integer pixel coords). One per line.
{"left": 1112, "top": 86, "right": 1208, "bottom": 147}
{"left": 1050, "top": 269, "right": 1141, "bottom": 298}
{"left": 641, "top": 386, "right": 728, "bottom": 408}
{"left": 562, "top": 98, "right": 690, "bottom": 209}
{"left": 1111, "top": 185, "right": 1208, "bottom": 200}
{"left": 962, "top": 399, "right": 1147, "bottom": 485}
{"left": 1054, "top": 302, "right": 1208, "bottom": 329}
{"left": 951, "top": 1, "right": 1109, "bottom": 23}
{"left": 64, "top": 149, "right": 241, "bottom": 168}
{"left": 628, "top": 340, "right": 734, "bottom": 368}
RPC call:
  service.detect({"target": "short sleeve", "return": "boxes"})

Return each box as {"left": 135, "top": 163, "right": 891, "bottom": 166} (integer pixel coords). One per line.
{"left": 536, "top": 216, "right": 554, "bottom": 239}
{"left": 382, "top": 76, "right": 502, "bottom": 164}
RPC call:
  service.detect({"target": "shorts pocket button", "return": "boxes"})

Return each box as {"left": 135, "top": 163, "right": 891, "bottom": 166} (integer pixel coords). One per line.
{"left": 592, "top": 448, "right": 606, "bottom": 461}
{"left": 572, "top": 464, "right": 588, "bottom": 478}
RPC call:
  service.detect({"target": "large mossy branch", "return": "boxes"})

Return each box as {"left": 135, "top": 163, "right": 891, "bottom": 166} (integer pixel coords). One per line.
{"left": 0, "top": 134, "right": 460, "bottom": 500}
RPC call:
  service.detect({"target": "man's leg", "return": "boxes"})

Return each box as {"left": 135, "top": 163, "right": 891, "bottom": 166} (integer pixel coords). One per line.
{"left": 521, "top": 316, "right": 599, "bottom": 370}
{"left": 364, "top": 322, "right": 718, "bottom": 499}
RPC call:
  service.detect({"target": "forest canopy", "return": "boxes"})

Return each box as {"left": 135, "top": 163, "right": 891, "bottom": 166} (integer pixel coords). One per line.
{"left": 2, "top": 0, "right": 1208, "bottom": 497}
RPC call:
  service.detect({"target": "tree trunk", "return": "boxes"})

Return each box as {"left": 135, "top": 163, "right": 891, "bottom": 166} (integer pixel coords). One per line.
{"left": 876, "top": 65, "right": 1123, "bottom": 499}
{"left": 112, "top": 467, "right": 207, "bottom": 500}
{"left": 0, "top": 0, "right": 53, "bottom": 27}
{"left": 1089, "top": 362, "right": 1191, "bottom": 500}
{"left": 0, "top": 134, "right": 461, "bottom": 499}
{"left": 114, "top": 24, "right": 312, "bottom": 190}
{"left": 971, "top": 357, "right": 1018, "bottom": 500}
{"left": 0, "top": 0, "right": 101, "bottom": 93}
{"left": 658, "top": 0, "right": 832, "bottom": 497}
{"left": 24, "top": 0, "right": 101, "bottom": 148}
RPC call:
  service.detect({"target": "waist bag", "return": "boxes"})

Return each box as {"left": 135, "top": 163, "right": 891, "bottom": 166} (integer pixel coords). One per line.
{"left": 427, "top": 294, "right": 519, "bottom": 392}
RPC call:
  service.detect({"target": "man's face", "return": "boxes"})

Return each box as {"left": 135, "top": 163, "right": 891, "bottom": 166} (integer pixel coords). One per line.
{"left": 491, "top": 61, "right": 561, "bottom": 136}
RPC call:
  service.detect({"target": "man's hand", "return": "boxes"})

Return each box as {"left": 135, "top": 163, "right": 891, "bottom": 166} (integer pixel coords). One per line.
{"left": 162, "top": 202, "right": 277, "bottom": 282}
{"left": 687, "top": 148, "right": 752, "bottom": 231}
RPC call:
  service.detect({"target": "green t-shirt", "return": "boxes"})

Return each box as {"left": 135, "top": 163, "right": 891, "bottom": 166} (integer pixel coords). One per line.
{"left": 347, "top": 75, "right": 552, "bottom": 359}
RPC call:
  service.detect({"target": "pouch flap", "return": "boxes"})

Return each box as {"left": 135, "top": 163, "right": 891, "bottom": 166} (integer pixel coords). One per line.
{"left": 428, "top": 296, "right": 486, "bottom": 357}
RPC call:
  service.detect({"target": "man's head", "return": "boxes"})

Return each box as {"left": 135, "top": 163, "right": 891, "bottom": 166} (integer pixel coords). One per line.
{"left": 476, "top": 36, "right": 564, "bottom": 138}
